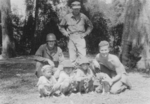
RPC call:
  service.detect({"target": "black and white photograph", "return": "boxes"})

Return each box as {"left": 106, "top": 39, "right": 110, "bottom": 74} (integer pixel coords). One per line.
{"left": 0, "top": 0, "right": 150, "bottom": 104}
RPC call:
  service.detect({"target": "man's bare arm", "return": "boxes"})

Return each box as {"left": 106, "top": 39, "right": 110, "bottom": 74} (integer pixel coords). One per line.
{"left": 108, "top": 57, "right": 123, "bottom": 85}
{"left": 30, "top": 55, "right": 55, "bottom": 67}
{"left": 84, "top": 15, "right": 93, "bottom": 35}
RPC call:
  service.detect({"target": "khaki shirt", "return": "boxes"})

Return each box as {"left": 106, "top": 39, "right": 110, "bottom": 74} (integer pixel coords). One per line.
{"left": 35, "top": 44, "right": 64, "bottom": 67}
{"left": 59, "top": 13, "right": 93, "bottom": 36}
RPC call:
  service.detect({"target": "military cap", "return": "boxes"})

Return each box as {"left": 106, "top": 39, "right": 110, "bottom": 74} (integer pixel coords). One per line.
{"left": 71, "top": 1, "right": 81, "bottom": 9}
{"left": 99, "top": 40, "right": 109, "bottom": 47}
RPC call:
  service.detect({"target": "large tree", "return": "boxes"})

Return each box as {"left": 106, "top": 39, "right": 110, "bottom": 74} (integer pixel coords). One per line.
{"left": 30, "top": 0, "right": 39, "bottom": 54}
{"left": 0, "top": 0, "right": 16, "bottom": 59}
{"left": 121, "top": 0, "right": 150, "bottom": 70}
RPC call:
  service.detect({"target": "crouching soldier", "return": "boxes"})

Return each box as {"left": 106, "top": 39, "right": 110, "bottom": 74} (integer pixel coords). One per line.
{"left": 92, "top": 40, "right": 132, "bottom": 94}
{"left": 37, "top": 65, "right": 57, "bottom": 98}
{"left": 34, "top": 33, "right": 64, "bottom": 79}
{"left": 51, "top": 60, "right": 76, "bottom": 97}
{"left": 75, "top": 57, "right": 94, "bottom": 94}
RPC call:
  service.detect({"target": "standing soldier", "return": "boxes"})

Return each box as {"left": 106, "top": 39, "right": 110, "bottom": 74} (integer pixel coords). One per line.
{"left": 35, "top": 33, "right": 65, "bottom": 78}
{"left": 59, "top": 0, "right": 93, "bottom": 64}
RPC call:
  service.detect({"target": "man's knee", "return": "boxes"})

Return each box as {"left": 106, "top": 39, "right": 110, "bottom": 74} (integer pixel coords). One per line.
{"left": 110, "top": 87, "right": 120, "bottom": 94}
{"left": 35, "top": 62, "right": 43, "bottom": 78}
{"left": 110, "top": 82, "right": 126, "bottom": 94}
{"left": 35, "top": 70, "right": 43, "bottom": 78}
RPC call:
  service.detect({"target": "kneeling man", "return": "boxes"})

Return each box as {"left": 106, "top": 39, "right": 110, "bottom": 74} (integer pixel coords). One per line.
{"left": 93, "top": 40, "right": 131, "bottom": 94}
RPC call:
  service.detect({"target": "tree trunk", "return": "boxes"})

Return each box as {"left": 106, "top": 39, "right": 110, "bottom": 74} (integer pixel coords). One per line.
{"left": 121, "top": 0, "right": 150, "bottom": 71}
{"left": 0, "top": 0, "right": 16, "bottom": 59}
{"left": 30, "top": 0, "right": 39, "bottom": 54}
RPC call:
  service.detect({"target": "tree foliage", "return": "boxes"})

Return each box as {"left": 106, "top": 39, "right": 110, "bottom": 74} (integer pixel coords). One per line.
{"left": 5, "top": 0, "right": 127, "bottom": 55}
{"left": 3, "top": 0, "right": 149, "bottom": 71}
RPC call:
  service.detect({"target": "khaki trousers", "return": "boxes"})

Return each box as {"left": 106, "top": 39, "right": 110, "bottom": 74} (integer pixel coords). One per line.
{"left": 68, "top": 34, "right": 86, "bottom": 63}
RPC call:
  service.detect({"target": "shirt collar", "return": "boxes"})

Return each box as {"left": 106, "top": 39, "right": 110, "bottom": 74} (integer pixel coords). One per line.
{"left": 46, "top": 45, "right": 57, "bottom": 56}
{"left": 71, "top": 13, "right": 81, "bottom": 19}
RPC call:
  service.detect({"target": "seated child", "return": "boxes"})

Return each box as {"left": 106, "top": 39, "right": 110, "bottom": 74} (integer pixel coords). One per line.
{"left": 75, "top": 57, "right": 94, "bottom": 94}
{"left": 37, "top": 65, "right": 57, "bottom": 97}
{"left": 95, "top": 72, "right": 111, "bottom": 94}
{"left": 51, "top": 60, "right": 76, "bottom": 96}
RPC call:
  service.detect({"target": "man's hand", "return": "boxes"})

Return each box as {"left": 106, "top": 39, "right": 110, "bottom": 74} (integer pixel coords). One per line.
{"left": 92, "top": 60, "right": 100, "bottom": 69}
{"left": 47, "top": 60, "right": 54, "bottom": 67}
{"left": 80, "top": 33, "right": 87, "bottom": 39}
{"left": 46, "top": 59, "right": 55, "bottom": 67}
{"left": 102, "top": 78, "right": 113, "bottom": 86}
{"left": 63, "top": 31, "right": 69, "bottom": 37}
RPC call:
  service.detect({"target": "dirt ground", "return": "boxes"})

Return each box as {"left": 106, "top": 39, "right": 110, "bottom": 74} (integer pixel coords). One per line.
{"left": 0, "top": 56, "right": 150, "bottom": 104}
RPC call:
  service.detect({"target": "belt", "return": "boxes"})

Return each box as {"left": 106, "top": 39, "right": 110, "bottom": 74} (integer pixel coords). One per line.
{"left": 69, "top": 31, "right": 85, "bottom": 35}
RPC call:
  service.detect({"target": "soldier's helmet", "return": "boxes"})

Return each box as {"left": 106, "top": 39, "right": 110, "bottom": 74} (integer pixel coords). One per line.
{"left": 46, "top": 33, "right": 56, "bottom": 41}
{"left": 62, "top": 60, "right": 74, "bottom": 68}
{"left": 78, "top": 57, "right": 90, "bottom": 65}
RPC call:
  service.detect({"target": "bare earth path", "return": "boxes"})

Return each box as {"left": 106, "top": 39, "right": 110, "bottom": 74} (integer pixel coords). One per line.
{"left": 0, "top": 56, "right": 150, "bottom": 104}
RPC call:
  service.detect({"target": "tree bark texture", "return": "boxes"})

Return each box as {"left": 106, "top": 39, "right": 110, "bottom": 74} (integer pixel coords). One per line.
{"left": 30, "top": 0, "right": 39, "bottom": 54}
{"left": 121, "top": 0, "right": 150, "bottom": 70}
{"left": 0, "top": 0, "right": 16, "bottom": 59}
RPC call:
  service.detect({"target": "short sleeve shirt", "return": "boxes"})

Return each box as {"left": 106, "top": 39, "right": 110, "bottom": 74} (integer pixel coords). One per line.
{"left": 60, "top": 13, "right": 93, "bottom": 34}
{"left": 35, "top": 44, "right": 64, "bottom": 67}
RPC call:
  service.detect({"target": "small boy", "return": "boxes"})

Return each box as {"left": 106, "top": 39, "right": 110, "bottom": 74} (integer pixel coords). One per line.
{"left": 51, "top": 60, "right": 76, "bottom": 96}
{"left": 95, "top": 72, "right": 111, "bottom": 94}
{"left": 75, "top": 57, "right": 94, "bottom": 94}
{"left": 37, "top": 65, "right": 57, "bottom": 97}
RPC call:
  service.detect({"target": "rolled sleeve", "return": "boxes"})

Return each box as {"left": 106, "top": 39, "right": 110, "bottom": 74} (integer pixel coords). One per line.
{"left": 59, "top": 16, "right": 68, "bottom": 36}
{"left": 84, "top": 15, "right": 93, "bottom": 35}
{"left": 60, "top": 16, "right": 67, "bottom": 26}
{"left": 35, "top": 45, "right": 44, "bottom": 56}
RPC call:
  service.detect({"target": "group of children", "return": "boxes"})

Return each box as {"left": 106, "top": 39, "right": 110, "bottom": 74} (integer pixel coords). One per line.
{"left": 37, "top": 57, "right": 111, "bottom": 98}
